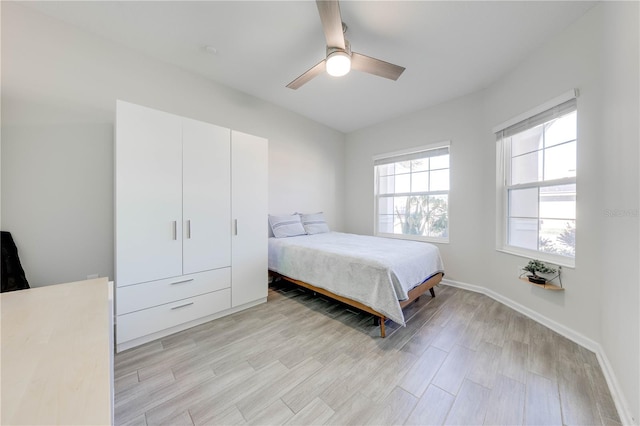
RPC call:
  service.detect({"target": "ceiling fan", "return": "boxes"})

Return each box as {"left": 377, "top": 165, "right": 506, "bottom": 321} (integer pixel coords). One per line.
{"left": 286, "top": 0, "right": 406, "bottom": 90}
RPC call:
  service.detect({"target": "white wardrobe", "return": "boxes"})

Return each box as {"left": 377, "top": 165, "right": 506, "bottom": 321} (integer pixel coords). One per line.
{"left": 115, "top": 100, "right": 268, "bottom": 352}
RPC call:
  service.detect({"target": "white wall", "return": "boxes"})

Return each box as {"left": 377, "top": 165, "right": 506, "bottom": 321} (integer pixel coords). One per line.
{"left": 600, "top": 2, "right": 640, "bottom": 423}
{"left": 345, "top": 3, "right": 638, "bottom": 423}
{"left": 347, "top": 3, "right": 603, "bottom": 339}
{"left": 483, "top": 0, "right": 604, "bottom": 344}
{"left": 1, "top": 2, "right": 345, "bottom": 287}
{"left": 345, "top": 91, "right": 490, "bottom": 287}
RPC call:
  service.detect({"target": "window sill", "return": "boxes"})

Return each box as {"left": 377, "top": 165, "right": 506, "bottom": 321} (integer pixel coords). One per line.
{"left": 496, "top": 247, "right": 575, "bottom": 269}
{"left": 377, "top": 233, "right": 449, "bottom": 244}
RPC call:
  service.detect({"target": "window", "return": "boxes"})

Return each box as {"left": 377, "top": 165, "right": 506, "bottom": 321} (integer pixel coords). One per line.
{"left": 374, "top": 144, "right": 449, "bottom": 242}
{"left": 497, "top": 96, "right": 577, "bottom": 263}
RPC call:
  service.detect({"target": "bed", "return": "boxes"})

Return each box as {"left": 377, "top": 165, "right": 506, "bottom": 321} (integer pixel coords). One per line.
{"left": 268, "top": 231, "right": 444, "bottom": 337}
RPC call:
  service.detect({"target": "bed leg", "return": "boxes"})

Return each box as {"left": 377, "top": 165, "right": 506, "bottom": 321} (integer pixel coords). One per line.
{"left": 373, "top": 316, "right": 386, "bottom": 337}
{"left": 430, "top": 287, "right": 436, "bottom": 297}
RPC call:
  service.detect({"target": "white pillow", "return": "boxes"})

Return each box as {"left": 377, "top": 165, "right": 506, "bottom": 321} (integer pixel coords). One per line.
{"left": 268, "top": 214, "right": 307, "bottom": 238}
{"left": 300, "top": 212, "right": 330, "bottom": 234}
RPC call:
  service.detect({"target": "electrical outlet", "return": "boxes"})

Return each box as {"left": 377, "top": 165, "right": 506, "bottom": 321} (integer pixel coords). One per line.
{"left": 87, "top": 273, "right": 99, "bottom": 280}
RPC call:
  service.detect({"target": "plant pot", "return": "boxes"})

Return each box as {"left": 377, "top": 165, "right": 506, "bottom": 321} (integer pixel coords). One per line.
{"left": 527, "top": 275, "right": 547, "bottom": 285}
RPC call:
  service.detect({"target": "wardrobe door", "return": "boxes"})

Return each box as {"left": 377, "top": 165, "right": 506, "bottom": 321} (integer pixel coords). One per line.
{"left": 115, "top": 101, "right": 183, "bottom": 286}
{"left": 231, "top": 131, "right": 268, "bottom": 307}
{"left": 182, "top": 118, "right": 231, "bottom": 274}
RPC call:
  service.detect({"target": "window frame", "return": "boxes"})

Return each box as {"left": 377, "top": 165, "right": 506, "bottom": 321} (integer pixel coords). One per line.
{"left": 373, "top": 142, "right": 451, "bottom": 244}
{"left": 495, "top": 91, "right": 578, "bottom": 267}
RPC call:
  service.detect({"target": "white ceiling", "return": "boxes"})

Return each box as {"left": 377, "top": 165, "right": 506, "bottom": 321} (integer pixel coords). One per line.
{"left": 23, "top": 1, "right": 596, "bottom": 133}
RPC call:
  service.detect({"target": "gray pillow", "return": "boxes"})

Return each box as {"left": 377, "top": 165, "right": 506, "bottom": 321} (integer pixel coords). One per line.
{"left": 300, "top": 212, "right": 330, "bottom": 234}
{"left": 268, "top": 214, "right": 307, "bottom": 238}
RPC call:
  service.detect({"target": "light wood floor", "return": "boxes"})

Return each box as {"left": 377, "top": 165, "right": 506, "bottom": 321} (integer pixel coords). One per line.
{"left": 114, "top": 282, "right": 621, "bottom": 425}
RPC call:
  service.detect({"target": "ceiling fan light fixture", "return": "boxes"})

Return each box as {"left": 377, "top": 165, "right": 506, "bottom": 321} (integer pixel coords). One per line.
{"left": 326, "top": 50, "right": 351, "bottom": 77}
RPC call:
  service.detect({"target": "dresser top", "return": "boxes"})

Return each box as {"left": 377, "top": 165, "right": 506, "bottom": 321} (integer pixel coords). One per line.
{"left": 1, "top": 278, "right": 113, "bottom": 425}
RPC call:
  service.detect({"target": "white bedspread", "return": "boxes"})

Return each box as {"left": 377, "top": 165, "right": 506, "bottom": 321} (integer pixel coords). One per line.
{"left": 268, "top": 232, "right": 444, "bottom": 326}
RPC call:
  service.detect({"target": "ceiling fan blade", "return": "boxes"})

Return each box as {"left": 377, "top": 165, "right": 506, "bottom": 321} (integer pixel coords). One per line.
{"left": 351, "top": 52, "right": 406, "bottom": 81}
{"left": 316, "top": 0, "right": 345, "bottom": 49}
{"left": 286, "top": 59, "right": 326, "bottom": 90}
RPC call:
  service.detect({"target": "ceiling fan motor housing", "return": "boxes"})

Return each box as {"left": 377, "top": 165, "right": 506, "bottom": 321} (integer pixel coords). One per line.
{"left": 326, "top": 39, "right": 351, "bottom": 58}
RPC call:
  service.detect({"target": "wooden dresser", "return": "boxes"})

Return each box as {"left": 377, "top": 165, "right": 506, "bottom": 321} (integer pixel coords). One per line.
{"left": 1, "top": 278, "right": 114, "bottom": 425}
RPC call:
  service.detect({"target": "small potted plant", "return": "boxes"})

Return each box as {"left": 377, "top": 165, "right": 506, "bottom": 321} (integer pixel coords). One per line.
{"left": 522, "top": 260, "right": 557, "bottom": 285}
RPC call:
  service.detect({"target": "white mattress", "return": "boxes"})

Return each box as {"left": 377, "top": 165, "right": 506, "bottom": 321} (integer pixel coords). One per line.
{"left": 268, "top": 232, "right": 444, "bottom": 326}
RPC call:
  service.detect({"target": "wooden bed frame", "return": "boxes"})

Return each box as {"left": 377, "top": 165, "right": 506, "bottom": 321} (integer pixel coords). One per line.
{"left": 269, "top": 271, "right": 444, "bottom": 338}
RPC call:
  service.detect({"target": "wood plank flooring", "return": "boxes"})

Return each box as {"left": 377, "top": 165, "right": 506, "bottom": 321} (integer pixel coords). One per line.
{"left": 114, "top": 282, "right": 621, "bottom": 425}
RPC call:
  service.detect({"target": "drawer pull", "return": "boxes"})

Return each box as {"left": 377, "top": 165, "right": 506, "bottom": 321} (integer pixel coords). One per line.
{"left": 170, "top": 278, "right": 194, "bottom": 286}
{"left": 171, "top": 302, "right": 194, "bottom": 310}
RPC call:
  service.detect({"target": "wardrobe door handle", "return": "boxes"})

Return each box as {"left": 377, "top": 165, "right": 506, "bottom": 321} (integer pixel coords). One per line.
{"left": 171, "top": 302, "right": 194, "bottom": 310}
{"left": 187, "top": 220, "right": 191, "bottom": 239}
{"left": 234, "top": 219, "right": 238, "bottom": 236}
{"left": 172, "top": 221, "right": 177, "bottom": 240}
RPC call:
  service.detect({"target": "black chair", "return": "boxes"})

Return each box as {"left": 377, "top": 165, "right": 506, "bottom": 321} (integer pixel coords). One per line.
{"left": 1, "top": 231, "right": 30, "bottom": 292}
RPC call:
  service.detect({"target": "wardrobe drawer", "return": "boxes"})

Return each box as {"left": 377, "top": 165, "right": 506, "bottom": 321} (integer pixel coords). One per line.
{"left": 116, "top": 268, "right": 230, "bottom": 315}
{"left": 116, "top": 288, "right": 231, "bottom": 344}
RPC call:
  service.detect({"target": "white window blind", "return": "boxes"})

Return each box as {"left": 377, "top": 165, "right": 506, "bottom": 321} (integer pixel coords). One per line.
{"left": 496, "top": 99, "right": 577, "bottom": 139}
{"left": 373, "top": 147, "right": 450, "bottom": 166}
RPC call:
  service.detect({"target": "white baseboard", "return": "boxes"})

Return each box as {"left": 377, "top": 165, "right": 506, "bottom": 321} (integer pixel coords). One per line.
{"left": 441, "top": 278, "right": 635, "bottom": 425}
{"left": 591, "top": 343, "right": 637, "bottom": 426}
